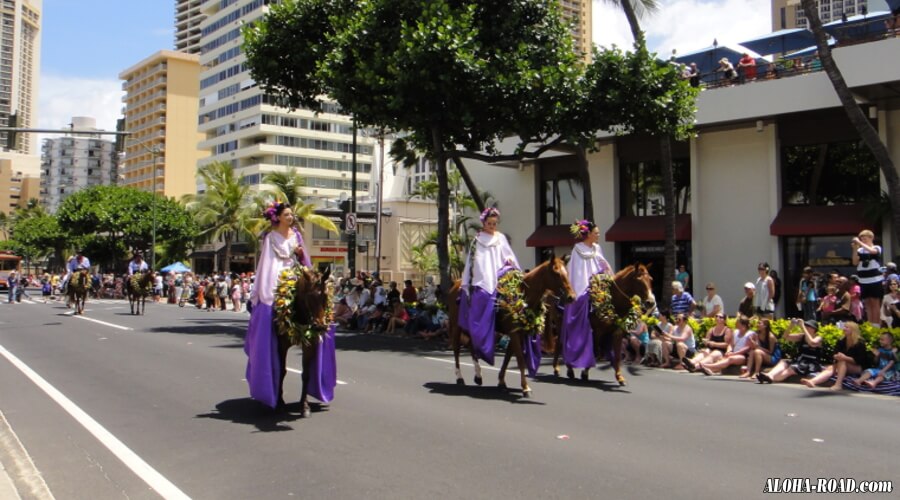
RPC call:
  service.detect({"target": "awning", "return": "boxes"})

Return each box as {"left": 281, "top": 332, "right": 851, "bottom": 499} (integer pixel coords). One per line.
{"left": 769, "top": 205, "right": 870, "bottom": 236}
{"left": 525, "top": 225, "right": 575, "bottom": 248}
{"left": 605, "top": 215, "right": 692, "bottom": 242}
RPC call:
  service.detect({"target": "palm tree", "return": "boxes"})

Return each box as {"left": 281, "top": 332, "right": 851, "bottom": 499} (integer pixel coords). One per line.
{"left": 260, "top": 168, "right": 338, "bottom": 235}
{"left": 800, "top": 0, "right": 900, "bottom": 245}
{"left": 0, "top": 211, "right": 10, "bottom": 240}
{"left": 183, "top": 161, "right": 255, "bottom": 274}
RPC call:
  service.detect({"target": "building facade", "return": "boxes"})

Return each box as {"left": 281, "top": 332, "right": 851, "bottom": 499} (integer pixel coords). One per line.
{"left": 558, "top": 0, "right": 592, "bottom": 61}
{"left": 175, "top": 0, "right": 205, "bottom": 54}
{"left": 772, "top": 0, "right": 870, "bottom": 30}
{"left": 196, "top": 0, "right": 374, "bottom": 199}
{"left": 40, "top": 117, "right": 117, "bottom": 213}
{"left": 0, "top": 0, "right": 40, "bottom": 154}
{"left": 119, "top": 50, "right": 206, "bottom": 199}
{"left": 0, "top": 151, "right": 38, "bottom": 215}
{"left": 466, "top": 37, "right": 900, "bottom": 317}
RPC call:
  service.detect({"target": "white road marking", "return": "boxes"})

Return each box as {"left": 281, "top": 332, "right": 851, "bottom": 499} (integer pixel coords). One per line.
{"left": 64, "top": 313, "right": 133, "bottom": 331}
{"left": 424, "top": 356, "right": 503, "bottom": 372}
{"left": 0, "top": 344, "right": 190, "bottom": 500}
{"left": 286, "top": 367, "right": 348, "bottom": 385}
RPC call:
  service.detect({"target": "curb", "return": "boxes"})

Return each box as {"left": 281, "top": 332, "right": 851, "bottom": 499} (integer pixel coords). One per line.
{"left": 0, "top": 411, "right": 53, "bottom": 499}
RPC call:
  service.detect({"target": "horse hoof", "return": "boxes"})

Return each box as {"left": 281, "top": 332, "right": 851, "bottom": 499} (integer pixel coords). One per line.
{"left": 553, "top": 368, "right": 560, "bottom": 377}
{"left": 302, "top": 407, "right": 311, "bottom": 418}
{"left": 581, "top": 371, "right": 589, "bottom": 382}
{"left": 456, "top": 378, "right": 465, "bottom": 386}
{"left": 566, "top": 368, "right": 575, "bottom": 380}
{"left": 498, "top": 382, "right": 507, "bottom": 391}
{"left": 617, "top": 376, "right": 627, "bottom": 386}
{"left": 474, "top": 375, "right": 483, "bottom": 386}
{"left": 522, "top": 389, "right": 532, "bottom": 398}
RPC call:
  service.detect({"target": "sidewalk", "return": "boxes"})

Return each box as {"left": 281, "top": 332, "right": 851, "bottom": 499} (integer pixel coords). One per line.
{"left": 0, "top": 412, "right": 53, "bottom": 499}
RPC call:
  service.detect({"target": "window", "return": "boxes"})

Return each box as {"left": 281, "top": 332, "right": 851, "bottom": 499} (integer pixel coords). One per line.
{"left": 781, "top": 142, "right": 878, "bottom": 206}
{"left": 539, "top": 156, "right": 583, "bottom": 226}
{"left": 617, "top": 137, "right": 691, "bottom": 217}
{"left": 312, "top": 225, "right": 339, "bottom": 240}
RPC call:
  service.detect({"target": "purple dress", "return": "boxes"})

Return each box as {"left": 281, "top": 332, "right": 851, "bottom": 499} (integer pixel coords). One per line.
{"left": 561, "top": 242, "right": 610, "bottom": 369}
{"left": 244, "top": 228, "right": 336, "bottom": 407}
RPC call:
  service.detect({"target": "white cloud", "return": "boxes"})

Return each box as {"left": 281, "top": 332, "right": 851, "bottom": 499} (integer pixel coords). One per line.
{"left": 37, "top": 74, "right": 123, "bottom": 137}
{"left": 593, "top": 0, "right": 771, "bottom": 56}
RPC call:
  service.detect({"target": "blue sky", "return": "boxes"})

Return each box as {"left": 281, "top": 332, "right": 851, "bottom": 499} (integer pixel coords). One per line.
{"left": 36, "top": 0, "right": 771, "bottom": 134}
{"left": 41, "top": 0, "right": 172, "bottom": 79}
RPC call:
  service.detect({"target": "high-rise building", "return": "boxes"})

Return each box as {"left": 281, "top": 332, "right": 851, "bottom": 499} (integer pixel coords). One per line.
{"left": 772, "top": 0, "right": 869, "bottom": 30}
{"left": 196, "top": 0, "right": 373, "bottom": 199}
{"left": 558, "top": 0, "right": 592, "bottom": 61}
{"left": 175, "top": 0, "right": 205, "bottom": 54}
{"left": 119, "top": 50, "right": 206, "bottom": 199}
{"left": 0, "top": 0, "right": 41, "bottom": 154}
{"left": 40, "top": 117, "right": 117, "bottom": 213}
{"left": 0, "top": 151, "right": 38, "bottom": 214}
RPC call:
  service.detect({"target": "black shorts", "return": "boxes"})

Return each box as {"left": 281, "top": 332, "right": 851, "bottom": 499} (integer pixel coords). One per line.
{"left": 860, "top": 281, "right": 884, "bottom": 300}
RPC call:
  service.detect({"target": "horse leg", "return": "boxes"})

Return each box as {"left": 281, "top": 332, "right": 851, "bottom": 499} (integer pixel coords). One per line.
{"left": 299, "top": 344, "right": 314, "bottom": 418}
{"left": 612, "top": 329, "right": 626, "bottom": 386}
{"left": 452, "top": 327, "right": 464, "bottom": 385}
{"left": 276, "top": 335, "right": 290, "bottom": 409}
{"left": 510, "top": 335, "right": 531, "bottom": 397}
{"left": 498, "top": 344, "right": 513, "bottom": 390}
{"left": 472, "top": 356, "right": 483, "bottom": 386}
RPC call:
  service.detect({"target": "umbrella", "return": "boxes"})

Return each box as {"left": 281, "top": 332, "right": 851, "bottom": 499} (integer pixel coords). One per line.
{"left": 782, "top": 39, "right": 835, "bottom": 59}
{"left": 673, "top": 45, "right": 747, "bottom": 83}
{"left": 822, "top": 11, "right": 891, "bottom": 41}
{"left": 739, "top": 28, "right": 816, "bottom": 56}
{"left": 160, "top": 262, "right": 191, "bottom": 273}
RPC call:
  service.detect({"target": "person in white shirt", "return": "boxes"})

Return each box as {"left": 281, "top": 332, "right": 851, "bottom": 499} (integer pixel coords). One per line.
{"left": 699, "top": 282, "right": 724, "bottom": 318}
{"left": 127, "top": 251, "right": 149, "bottom": 276}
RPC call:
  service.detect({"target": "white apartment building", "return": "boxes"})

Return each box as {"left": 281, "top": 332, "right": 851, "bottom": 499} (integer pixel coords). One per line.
{"left": 0, "top": 0, "right": 40, "bottom": 154}
{"left": 40, "top": 117, "right": 117, "bottom": 213}
{"left": 772, "top": 0, "right": 872, "bottom": 30}
{"left": 196, "top": 0, "right": 374, "bottom": 199}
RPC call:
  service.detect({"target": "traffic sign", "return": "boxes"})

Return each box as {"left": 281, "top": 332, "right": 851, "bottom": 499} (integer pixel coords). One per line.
{"left": 345, "top": 212, "right": 357, "bottom": 233}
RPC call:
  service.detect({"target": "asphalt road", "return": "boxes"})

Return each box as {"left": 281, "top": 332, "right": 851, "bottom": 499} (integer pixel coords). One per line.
{"left": 0, "top": 294, "right": 897, "bottom": 499}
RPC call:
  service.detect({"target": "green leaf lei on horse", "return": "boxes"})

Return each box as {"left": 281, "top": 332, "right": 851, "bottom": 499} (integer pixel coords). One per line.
{"left": 588, "top": 274, "right": 642, "bottom": 331}
{"left": 128, "top": 272, "right": 153, "bottom": 295}
{"left": 495, "top": 270, "right": 547, "bottom": 337}
{"left": 274, "top": 265, "right": 332, "bottom": 346}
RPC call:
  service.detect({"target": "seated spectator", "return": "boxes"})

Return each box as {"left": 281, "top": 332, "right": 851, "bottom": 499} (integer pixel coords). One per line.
{"left": 802, "top": 321, "right": 868, "bottom": 390}
{"left": 662, "top": 313, "right": 696, "bottom": 368}
{"left": 385, "top": 299, "right": 409, "bottom": 334}
{"left": 758, "top": 319, "right": 823, "bottom": 384}
{"left": 418, "top": 276, "right": 437, "bottom": 306}
{"left": 670, "top": 281, "right": 695, "bottom": 317}
{"left": 853, "top": 332, "right": 897, "bottom": 389}
{"left": 699, "top": 282, "right": 724, "bottom": 318}
{"left": 646, "top": 310, "right": 673, "bottom": 367}
{"left": 401, "top": 279, "right": 418, "bottom": 304}
{"left": 365, "top": 304, "right": 388, "bottom": 334}
{"left": 820, "top": 278, "right": 853, "bottom": 324}
{"left": 386, "top": 281, "right": 400, "bottom": 304}
{"left": 684, "top": 313, "right": 732, "bottom": 372}
{"left": 743, "top": 318, "right": 781, "bottom": 380}
{"left": 738, "top": 282, "right": 755, "bottom": 318}
{"left": 879, "top": 278, "right": 900, "bottom": 327}
{"left": 699, "top": 315, "right": 755, "bottom": 375}
{"left": 625, "top": 318, "right": 649, "bottom": 364}
{"left": 333, "top": 298, "right": 354, "bottom": 329}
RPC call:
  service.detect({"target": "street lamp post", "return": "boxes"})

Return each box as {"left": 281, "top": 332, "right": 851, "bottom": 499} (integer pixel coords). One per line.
{"left": 129, "top": 141, "right": 163, "bottom": 270}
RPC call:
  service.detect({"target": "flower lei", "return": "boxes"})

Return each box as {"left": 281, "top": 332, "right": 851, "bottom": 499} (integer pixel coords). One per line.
{"left": 274, "top": 265, "right": 333, "bottom": 346}
{"left": 569, "top": 219, "right": 592, "bottom": 239}
{"left": 129, "top": 272, "right": 153, "bottom": 295}
{"left": 588, "top": 274, "right": 642, "bottom": 331}
{"left": 496, "top": 270, "right": 547, "bottom": 337}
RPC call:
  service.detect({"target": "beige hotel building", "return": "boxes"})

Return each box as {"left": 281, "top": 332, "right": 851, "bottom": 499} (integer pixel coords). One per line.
{"left": 119, "top": 50, "right": 206, "bottom": 199}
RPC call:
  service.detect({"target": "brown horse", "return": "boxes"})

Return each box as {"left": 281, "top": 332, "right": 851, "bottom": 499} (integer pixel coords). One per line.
{"left": 68, "top": 270, "right": 90, "bottom": 315}
{"left": 275, "top": 267, "right": 331, "bottom": 417}
{"left": 447, "top": 255, "right": 575, "bottom": 397}
{"left": 551, "top": 264, "right": 655, "bottom": 385}
{"left": 127, "top": 271, "right": 154, "bottom": 315}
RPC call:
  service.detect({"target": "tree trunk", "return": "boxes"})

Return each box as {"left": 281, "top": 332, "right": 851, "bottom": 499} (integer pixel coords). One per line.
{"left": 619, "top": 0, "right": 646, "bottom": 46}
{"left": 660, "top": 136, "right": 677, "bottom": 309}
{"left": 802, "top": 0, "right": 900, "bottom": 247}
{"left": 223, "top": 236, "right": 232, "bottom": 274}
{"left": 575, "top": 145, "right": 595, "bottom": 220}
{"left": 450, "top": 155, "right": 485, "bottom": 213}
{"left": 432, "top": 130, "right": 452, "bottom": 295}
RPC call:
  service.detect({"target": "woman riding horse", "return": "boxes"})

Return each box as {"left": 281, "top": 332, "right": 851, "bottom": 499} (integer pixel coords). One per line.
{"left": 244, "top": 201, "right": 336, "bottom": 415}
{"left": 560, "top": 220, "right": 612, "bottom": 380}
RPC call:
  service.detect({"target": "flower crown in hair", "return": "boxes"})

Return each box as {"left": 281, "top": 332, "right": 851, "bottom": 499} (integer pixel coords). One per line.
{"left": 263, "top": 199, "right": 284, "bottom": 224}
{"left": 570, "top": 219, "right": 594, "bottom": 239}
{"left": 480, "top": 207, "right": 500, "bottom": 223}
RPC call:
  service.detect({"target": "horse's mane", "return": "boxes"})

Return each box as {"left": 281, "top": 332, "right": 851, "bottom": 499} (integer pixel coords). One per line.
{"left": 613, "top": 265, "right": 639, "bottom": 281}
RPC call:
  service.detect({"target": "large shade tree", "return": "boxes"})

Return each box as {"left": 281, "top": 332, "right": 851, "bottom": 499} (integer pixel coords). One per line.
{"left": 244, "top": 0, "right": 695, "bottom": 291}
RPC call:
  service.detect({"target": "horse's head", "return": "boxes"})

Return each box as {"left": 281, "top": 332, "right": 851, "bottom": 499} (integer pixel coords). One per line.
{"left": 531, "top": 254, "right": 576, "bottom": 305}
{"left": 298, "top": 267, "right": 331, "bottom": 327}
{"left": 620, "top": 263, "right": 656, "bottom": 314}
